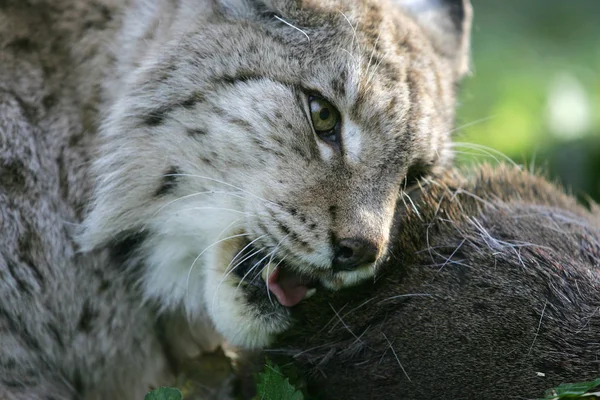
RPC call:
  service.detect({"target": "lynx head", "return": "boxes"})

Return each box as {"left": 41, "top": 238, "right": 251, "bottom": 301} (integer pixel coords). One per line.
{"left": 80, "top": 0, "right": 472, "bottom": 348}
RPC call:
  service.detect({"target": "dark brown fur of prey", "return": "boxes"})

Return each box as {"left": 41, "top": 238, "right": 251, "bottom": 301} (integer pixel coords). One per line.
{"left": 268, "top": 164, "right": 600, "bottom": 400}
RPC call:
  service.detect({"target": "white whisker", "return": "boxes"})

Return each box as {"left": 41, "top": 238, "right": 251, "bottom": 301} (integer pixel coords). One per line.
{"left": 265, "top": 256, "right": 287, "bottom": 307}
{"left": 377, "top": 293, "right": 433, "bottom": 303}
{"left": 184, "top": 218, "right": 247, "bottom": 299}
{"left": 450, "top": 115, "right": 497, "bottom": 135}
{"left": 234, "top": 247, "right": 278, "bottom": 296}
{"left": 262, "top": 235, "right": 289, "bottom": 306}
{"left": 436, "top": 239, "right": 465, "bottom": 273}
{"left": 210, "top": 235, "right": 267, "bottom": 314}
{"left": 528, "top": 300, "right": 548, "bottom": 356}
{"left": 451, "top": 142, "right": 520, "bottom": 168}
{"left": 364, "top": 30, "right": 381, "bottom": 84}
{"left": 381, "top": 332, "right": 411, "bottom": 381}
{"left": 451, "top": 149, "right": 504, "bottom": 165}
{"left": 166, "top": 173, "right": 280, "bottom": 207}
{"left": 401, "top": 191, "right": 422, "bottom": 220}
{"left": 339, "top": 47, "right": 358, "bottom": 63}
{"left": 150, "top": 190, "right": 247, "bottom": 221}
{"left": 329, "top": 303, "right": 359, "bottom": 341}
{"left": 225, "top": 234, "right": 266, "bottom": 275}
{"left": 273, "top": 15, "right": 310, "bottom": 42}
{"left": 174, "top": 206, "right": 249, "bottom": 215}
{"left": 366, "top": 46, "right": 388, "bottom": 85}
{"left": 340, "top": 11, "right": 359, "bottom": 54}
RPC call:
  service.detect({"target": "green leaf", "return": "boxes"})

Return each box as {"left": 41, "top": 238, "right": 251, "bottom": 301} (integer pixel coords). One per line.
{"left": 255, "top": 359, "right": 305, "bottom": 400}
{"left": 144, "top": 387, "right": 183, "bottom": 400}
{"left": 542, "top": 378, "right": 600, "bottom": 399}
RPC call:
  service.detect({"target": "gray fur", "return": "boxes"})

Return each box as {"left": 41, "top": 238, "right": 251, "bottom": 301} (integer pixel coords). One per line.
{"left": 0, "top": 0, "right": 470, "bottom": 397}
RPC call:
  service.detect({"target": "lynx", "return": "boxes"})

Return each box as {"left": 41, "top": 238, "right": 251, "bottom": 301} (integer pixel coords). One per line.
{"left": 0, "top": 0, "right": 471, "bottom": 397}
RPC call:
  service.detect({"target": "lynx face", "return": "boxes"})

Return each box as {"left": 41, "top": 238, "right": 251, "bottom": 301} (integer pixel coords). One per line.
{"left": 81, "top": 0, "right": 471, "bottom": 348}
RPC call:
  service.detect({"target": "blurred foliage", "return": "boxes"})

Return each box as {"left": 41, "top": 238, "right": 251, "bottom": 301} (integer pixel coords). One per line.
{"left": 540, "top": 378, "right": 600, "bottom": 399}
{"left": 456, "top": 0, "right": 600, "bottom": 202}
{"left": 253, "top": 359, "right": 305, "bottom": 400}
{"left": 145, "top": 387, "right": 182, "bottom": 400}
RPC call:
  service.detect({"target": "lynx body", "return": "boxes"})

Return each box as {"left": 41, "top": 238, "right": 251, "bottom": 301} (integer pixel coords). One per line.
{"left": 0, "top": 0, "right": 470, "bottom": 397}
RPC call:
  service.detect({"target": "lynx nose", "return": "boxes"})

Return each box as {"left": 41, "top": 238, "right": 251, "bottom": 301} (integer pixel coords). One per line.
{"left": 333, "top": 238, "right": 379, "bottom": 272}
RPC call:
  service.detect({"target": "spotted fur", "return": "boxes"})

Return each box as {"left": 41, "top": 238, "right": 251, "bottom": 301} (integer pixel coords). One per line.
{"left": 0, "top": 0, "right": 471, "bottom": 397}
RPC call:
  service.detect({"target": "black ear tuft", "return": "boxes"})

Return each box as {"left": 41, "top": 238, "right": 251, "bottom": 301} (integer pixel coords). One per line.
{"left": 395, "top": 0, "right": 472, "bottom": 78}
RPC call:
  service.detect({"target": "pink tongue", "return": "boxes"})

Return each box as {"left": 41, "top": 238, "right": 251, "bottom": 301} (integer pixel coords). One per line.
{"left": 267, "top": 266, "right": 308, "bottom": 307}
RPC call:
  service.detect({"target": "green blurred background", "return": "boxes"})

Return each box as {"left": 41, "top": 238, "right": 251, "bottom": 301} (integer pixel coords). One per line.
{"left": 456, "top": 0, "right": 600, "bottom": 201}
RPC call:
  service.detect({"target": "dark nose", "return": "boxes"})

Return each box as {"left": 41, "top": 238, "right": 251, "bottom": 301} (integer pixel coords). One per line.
{"left": 333, "top": 238, "right": 379, "bottom": 272}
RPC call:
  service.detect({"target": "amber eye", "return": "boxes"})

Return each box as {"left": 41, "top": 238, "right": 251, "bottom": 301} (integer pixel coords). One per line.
{"left": 309, "top": 96, "right": 340, "bottom": 135}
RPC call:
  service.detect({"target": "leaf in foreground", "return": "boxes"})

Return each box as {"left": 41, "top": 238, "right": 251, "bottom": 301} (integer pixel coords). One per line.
{"left": 145, "top": 387, "right": 183, "bottom": 400}
{"left": 542, "top": 378, "right": 600, "bottom": 399}
{"left": 255, "top": 359, "right": 304, "bottom": 400}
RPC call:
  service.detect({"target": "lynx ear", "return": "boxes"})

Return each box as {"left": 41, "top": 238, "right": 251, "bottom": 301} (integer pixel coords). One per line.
{"left": 396, "top": 0, "right": 472, "bottom": 78}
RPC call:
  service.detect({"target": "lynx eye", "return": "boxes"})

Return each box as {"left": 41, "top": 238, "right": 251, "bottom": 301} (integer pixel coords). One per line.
{"left": 309, "top": 96, "right": 340, "bottom": 138}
